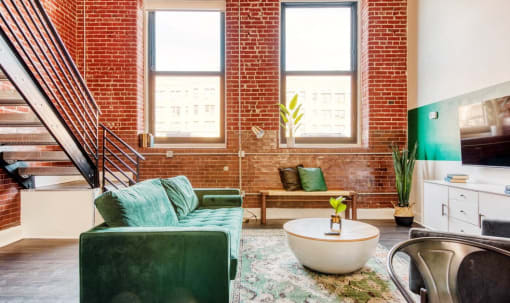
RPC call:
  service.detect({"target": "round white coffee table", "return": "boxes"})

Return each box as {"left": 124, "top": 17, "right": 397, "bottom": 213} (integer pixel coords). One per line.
{"left": 283, "top": 218, "right": 380, "bottom": 274}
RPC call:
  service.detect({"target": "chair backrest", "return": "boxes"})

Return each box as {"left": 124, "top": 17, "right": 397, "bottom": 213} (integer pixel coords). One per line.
{"left": 387, "top": 237, "right": 510, "bottom": 303}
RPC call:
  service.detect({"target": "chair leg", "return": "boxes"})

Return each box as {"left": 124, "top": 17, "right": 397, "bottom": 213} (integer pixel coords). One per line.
{"left": 420, "top": 288, "right": 427, "bottom": 303}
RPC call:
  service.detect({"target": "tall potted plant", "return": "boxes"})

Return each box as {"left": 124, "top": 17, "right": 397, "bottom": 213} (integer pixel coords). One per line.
{"left": 391, "top": 143, "right": 417, "bottom": 226}
{"left": 279, "top": 94, "right": 303, "bottom": 148}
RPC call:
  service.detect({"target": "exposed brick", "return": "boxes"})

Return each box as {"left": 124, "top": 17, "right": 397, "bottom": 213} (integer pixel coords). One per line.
{"left": 0, "top": 0, "right": 408, "bottom": 231}
{"left": 78, "top": 0, "right": 407, "bottom": 210}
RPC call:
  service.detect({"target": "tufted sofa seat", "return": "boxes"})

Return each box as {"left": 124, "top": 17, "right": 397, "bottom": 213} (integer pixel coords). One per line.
{"left": 79, "top": 176, "right": 243, "bottom": 303}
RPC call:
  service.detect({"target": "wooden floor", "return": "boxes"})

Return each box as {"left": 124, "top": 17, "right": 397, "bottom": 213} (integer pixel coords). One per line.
{"left": 0, "top": 219, "right": 419, "bottom": 302}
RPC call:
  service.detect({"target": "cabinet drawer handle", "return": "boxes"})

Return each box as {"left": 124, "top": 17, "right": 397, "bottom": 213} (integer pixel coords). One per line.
{"left": 460, "top": 229, "right": 465, "bottom": 233}
{"left": 479, "top": 214, "right": 485, "bottom": 227}
{"left": 460, "top": 210, "right": 466, "bottom": 214}
{"left": 441, "top": 203, "right": 447, "bottom": 216}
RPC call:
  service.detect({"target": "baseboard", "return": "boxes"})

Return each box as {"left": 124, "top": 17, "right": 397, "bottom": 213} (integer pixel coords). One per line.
{"left": 0, "top": 225, "right": 23, "bottom": 247}
{"left": 244, "top": 208, "right": 395, "bottom": 220}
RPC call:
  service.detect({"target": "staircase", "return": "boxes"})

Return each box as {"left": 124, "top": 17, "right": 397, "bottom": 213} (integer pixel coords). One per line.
{"left": 0, "top": 0, "right": 144, "bottom": 190}
{"left": 0, "top": 68, "right": 80, "bottom": 188}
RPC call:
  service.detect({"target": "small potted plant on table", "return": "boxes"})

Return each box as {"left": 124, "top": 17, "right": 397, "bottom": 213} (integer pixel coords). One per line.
{"left": 329, "top": 196, "right": 347, "bottom": 233}
{"left": 391, "top": 143, "right": 417, "bottom": 226}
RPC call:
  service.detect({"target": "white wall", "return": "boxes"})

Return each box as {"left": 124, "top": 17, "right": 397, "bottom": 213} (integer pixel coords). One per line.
{"left": 21, "top": 188, "right": 102, "bottom": 239}
{"left": 409, "top": 0, "right": 510, "bottom": 109}
{"left": 408, "top": 0, "right": 510, "bottom": 222}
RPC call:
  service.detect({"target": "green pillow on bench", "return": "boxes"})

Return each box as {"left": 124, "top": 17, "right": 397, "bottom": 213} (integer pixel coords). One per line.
{"left": 297, "top": 167, "right": 328, "bottom": 192}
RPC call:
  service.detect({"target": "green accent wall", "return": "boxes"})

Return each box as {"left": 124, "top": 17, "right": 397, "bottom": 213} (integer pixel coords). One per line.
{"left": 408, "top": 81, "right": 510, "bottom": 161}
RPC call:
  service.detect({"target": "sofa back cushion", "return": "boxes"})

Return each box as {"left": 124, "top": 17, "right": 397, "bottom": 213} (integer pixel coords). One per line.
{"left": 161, "top": 176, "right": 199, "bottom": 218}
{"left": 95, "top": 178, "right": 179, "bottom": 227}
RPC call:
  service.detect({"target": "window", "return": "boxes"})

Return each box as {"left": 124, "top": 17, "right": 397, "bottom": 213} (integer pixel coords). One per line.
{"left": 148, "top": 11, "right": 225, "bottom": 144}
{"left": 281, "top": 2, "right": 358, "bottom": 145}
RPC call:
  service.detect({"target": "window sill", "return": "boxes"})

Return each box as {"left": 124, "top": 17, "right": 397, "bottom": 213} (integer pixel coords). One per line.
{"left": 151, "top": 143, "right": 227, "bottom": 149}
{"left": 279, "top": 143, "right": 362, "bottom": 149}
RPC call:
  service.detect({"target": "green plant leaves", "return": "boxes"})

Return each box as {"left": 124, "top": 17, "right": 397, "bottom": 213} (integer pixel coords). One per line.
{"left": 294, "top": 113, "right": 304, "bottom": 125}
{"left": 289, "top": 94, "right": 298, "bottom": 110}
{"left": 329, "top": 196, "right": 346, "bottom": 214}
{"left": 292, "top": 104, "right": 302, "bottom": 119}
{"left": 279, "top": 104, "right": 290, "bottom": 115}
{"left": 280, "top": 111, "right": 289, "bottom": 123}
{"left": 391, "top": 142, "right": 417, "bottom": 207}
{"left": 278, "top": 94, "right": 304, "bottom": 138}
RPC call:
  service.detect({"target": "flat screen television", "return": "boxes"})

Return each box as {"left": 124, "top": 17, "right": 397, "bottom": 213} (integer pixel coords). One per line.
{"left": 458, "top": 96, "right": 510, "bottom": 167}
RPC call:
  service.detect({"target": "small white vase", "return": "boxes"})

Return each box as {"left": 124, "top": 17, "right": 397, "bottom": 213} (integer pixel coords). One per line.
{"left": 286, "top": 125, "right": 295, "bottom": 148}
{"left": 286, "top": 136, "right": 295, "bottom": 148}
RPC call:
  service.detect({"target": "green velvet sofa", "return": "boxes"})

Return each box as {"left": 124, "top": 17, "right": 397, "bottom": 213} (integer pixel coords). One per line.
{"left": 80, "top": 176, "right": 243, "bottom": 303}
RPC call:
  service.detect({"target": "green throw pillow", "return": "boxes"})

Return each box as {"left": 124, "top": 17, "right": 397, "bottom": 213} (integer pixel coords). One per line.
{"left": 297, "top": 167, "right": 328, "bottom": 192}
{"left": 94, "top": 178, "right": 179, "bottom": 227}
{"left": 160, "top": 176, "right": 199, "bottom": 218}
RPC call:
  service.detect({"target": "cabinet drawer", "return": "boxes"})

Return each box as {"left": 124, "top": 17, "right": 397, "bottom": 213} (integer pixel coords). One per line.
{"left": 449, "top": 198, "right": 478, "bottom": 225}
{"left": 449, "top": 217, "right": 481, "bottom": 235}
{"left": 479, "top": 192, "right": 510, "bottom": 221}
{"left": 449, "top": 187, "right": 478, "bottom": 204}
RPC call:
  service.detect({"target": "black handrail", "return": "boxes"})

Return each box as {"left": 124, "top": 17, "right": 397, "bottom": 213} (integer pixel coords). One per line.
{"left": 33, "top": 0, "right": 101, "bottom": 115}
{"left": 101, "top": 124, "right": 145, "bottom": 192}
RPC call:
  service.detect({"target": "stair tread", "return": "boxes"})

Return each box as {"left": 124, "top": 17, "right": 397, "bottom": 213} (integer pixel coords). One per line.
{"left": 0, "top": 112, "right": 40, "bottom": 126}
{"left": 0, "top": 133, "right": 56, "bottom": 145}
{"left": 3, "top": 151, "right": 68, "bottom": 161}
{"left": 29, "top": 180, "right": 93, "bottom": 191}
{"left": 18, "top": 166, "right": 80, "bottom": 177}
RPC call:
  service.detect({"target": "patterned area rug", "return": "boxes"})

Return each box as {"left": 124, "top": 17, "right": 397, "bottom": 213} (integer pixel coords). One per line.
{"left": 232, "top": 229, "right": 409, "bottom": 303}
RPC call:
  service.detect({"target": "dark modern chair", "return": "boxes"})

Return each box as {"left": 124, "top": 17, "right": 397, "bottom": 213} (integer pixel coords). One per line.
{"left": 387, "top": 219, "right": 510, "bottom": 303}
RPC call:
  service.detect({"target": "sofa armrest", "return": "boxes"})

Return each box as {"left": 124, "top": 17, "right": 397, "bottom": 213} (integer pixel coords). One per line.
{"left": 80, "top": 226, "right": 231, "bottom": 303}
{"left": 193, "top": 188, "right": 242, "bottom": 207}
{"left": 482, "top": 219, "right": 510, "bottom": 238}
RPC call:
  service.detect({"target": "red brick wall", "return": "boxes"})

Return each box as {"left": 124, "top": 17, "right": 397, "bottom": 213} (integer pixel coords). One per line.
{"left": 0, "top": 0, "right": 78, "bottom": 231}
{"left": 41, "top": 0, "right": 78, "bottom": 59}
{"left": 76, "top": 0, "right": 407, "bottom": 211}
{"left": 76, "top": 0, "right": 144, "bottom": 143}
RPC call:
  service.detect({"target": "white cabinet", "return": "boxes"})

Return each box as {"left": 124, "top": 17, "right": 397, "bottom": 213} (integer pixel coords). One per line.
{"left": 423, "top": 182, "right": 449, "bottom": 230}
{"left": 423, "top": 181, "right": 510, "bottom": 235}
{"left": 479, "top": 193, "right": 510, "bottom": 222}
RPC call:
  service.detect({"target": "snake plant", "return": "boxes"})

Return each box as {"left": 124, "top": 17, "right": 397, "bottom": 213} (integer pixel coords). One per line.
{"left": 391, "top": 143, "right": 418, "bottom": 207}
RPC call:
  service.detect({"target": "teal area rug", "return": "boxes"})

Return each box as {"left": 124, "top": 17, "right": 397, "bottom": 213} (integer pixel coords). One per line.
{"left": 233, "top": 229, "right": 408, "bottom": 303}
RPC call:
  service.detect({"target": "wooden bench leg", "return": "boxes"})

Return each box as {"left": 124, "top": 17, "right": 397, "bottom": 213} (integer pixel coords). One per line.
{"left": 346, "top": 199, "right": 351, "bottom": 220}
{"left": 261, "top": 193, "right": 267, "bottom": 225}
{"left": 352, "top": 194, "right": 358, "bottom": 220}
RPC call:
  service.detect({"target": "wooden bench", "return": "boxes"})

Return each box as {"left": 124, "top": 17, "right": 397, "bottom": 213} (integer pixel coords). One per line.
{"left": 259, "top": 190, "right": 357, "bottom": 224}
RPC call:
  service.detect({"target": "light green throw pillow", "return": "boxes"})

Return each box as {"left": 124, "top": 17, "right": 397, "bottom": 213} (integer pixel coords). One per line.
{"left": 160, "top": 176, "right": 199, "bottom": 218}
{"left": 94, "top": 178, "right": 179, "bottom": 227}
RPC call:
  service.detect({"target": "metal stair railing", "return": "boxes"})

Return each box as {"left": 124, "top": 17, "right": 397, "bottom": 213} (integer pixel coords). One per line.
{"left": 101, "top": 124, "right": 145, "bottom": 192}
{"left": 0, "top": 0, "right": 144, "bottom": 189}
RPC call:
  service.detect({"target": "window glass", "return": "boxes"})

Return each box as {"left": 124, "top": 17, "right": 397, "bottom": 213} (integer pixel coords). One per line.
{"left": 154, "top": 11, "right": 222, "bottom": 71}
{"left": 285, "top": 7, "right": 352, "bottom": 71}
